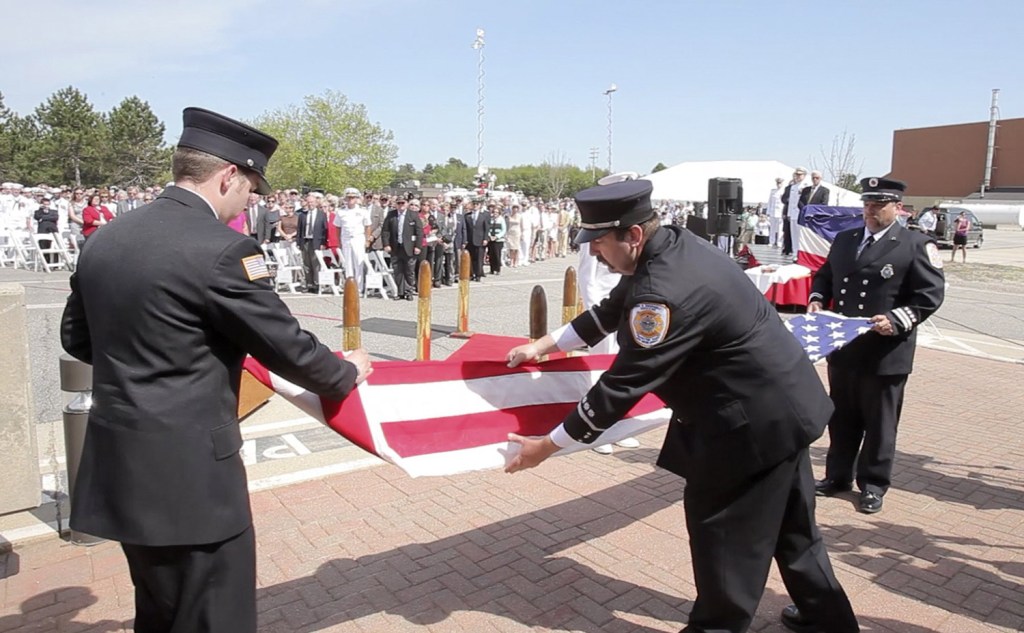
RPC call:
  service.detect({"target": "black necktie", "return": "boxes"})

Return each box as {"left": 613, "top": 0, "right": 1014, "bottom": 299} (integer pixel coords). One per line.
{"left": 857, "top": 235, "right": 875, "bottom": 260}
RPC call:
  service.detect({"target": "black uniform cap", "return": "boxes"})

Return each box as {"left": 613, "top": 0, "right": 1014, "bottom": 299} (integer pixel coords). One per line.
{"left": 177, "top": 107, "right": 279, "bottom": 195}
{"left": 860, "top": 177, "right": 906, "bottom": 202}
{"left": 573, "top": 179, "right": 654, "bottom": 244}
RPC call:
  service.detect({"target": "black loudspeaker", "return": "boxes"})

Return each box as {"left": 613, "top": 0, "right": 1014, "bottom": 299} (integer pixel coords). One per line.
{"left": 686, "top": 215, "right": 709, "bottom": 241}
{"left": 707, "top": 177, "right": 743, "bottom": 235}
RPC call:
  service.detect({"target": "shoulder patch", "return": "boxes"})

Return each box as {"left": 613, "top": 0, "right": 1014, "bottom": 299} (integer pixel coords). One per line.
{"left": 926, "top": 242, "right": 943, "bottom": 269}
{"left": 630, "top": 302, "right": 670, "bottom": 348}
{"left": 241, "top": 254, "right": 271, "bottom": 281}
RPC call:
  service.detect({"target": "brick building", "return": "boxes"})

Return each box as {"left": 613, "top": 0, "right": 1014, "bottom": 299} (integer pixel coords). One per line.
{"left": 887, "top": 117, "right": 1024, "bottom": 200}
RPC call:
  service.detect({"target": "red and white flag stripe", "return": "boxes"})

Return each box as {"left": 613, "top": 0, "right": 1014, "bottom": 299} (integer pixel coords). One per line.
{"left": 243, "top": 353, "right": 670, "bottom": 478}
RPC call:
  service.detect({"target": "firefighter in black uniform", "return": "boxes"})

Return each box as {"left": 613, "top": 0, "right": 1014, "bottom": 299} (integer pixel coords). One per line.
{"left": 61, "top": 107, "right": 373, "bottom": 633}
{"left": 504, "top": 177, "right": 858, "bottom": 633}
{"left": 808, "top": 177, "right": 945, "bottom": 515}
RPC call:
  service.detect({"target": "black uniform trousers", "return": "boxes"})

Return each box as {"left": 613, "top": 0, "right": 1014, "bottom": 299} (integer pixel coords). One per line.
{"left": 824, "top": 364, "right": 908, "bottom": 497}
{"left": 682, "top": 450, "right": 857, "bottom": 633}
{"left": 487, "top": 240, "right": 504, "bottom": 274}
{"left": 392, "top": 249, "right": 416, "bottom": 298}
{"left": 781, "top": 214, "right": 793, "bottom": 255}
{"left": 300, "top": 239, "right": 320, "bottom": 291}
{"left": 469, "top": 244, "right": 486, "bottom": 280}
{"left": 120, "top": 525, "right": 256, "bottom": 633}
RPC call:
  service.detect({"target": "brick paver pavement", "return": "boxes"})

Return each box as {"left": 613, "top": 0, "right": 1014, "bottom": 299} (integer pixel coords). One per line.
{"left": 2, "top": 346, "right": 1023, "bottom": 632}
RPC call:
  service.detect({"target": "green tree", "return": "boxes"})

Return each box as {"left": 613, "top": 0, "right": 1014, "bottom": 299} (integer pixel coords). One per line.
{"left": 426, "top": 157, "right": 475, "bottom": 189}
{"left": 0, "top": 92, "right": 15, "bottom": 180}
{"left": 651, "top": 162, "right": 668, "bottom": 173}
{"left": 34, "top": 86, "right": 108, "bottom": 186}
{"left": 252, "top": 90, "right": 398, "bottom": 192}
{"left": 390, "top": 163, "right": 418, "bottom": 187}
{"left": 0, "top": 104, "right": 44, "bottom": 185}
{"left": 108, "top": 96, "right": 170, "bottom": 186}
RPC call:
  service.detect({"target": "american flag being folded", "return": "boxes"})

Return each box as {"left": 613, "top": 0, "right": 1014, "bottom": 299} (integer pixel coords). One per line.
{"left": 783, "top": 310, "right": 873, "bottom": 362}
{"left": 243, "top": 345, "right": 670, "bottom": 478}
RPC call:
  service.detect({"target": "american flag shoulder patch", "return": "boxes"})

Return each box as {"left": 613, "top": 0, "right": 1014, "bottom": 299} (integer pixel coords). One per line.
{"left": 241, "top": 255, "right": 270, "bottom": 281}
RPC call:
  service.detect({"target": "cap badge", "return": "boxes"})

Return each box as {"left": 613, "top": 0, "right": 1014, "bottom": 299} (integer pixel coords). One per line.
{"left": 629, "top": 302, "right": 670, "bottom": 348}
{"left": 868, "top": 177, "right": 879, "bottom": 188}
{"left": 880, "top": 264, "right": 894, "bottom": 279}
{"left": 246, "top": 158, "right": 254, "bottom": 167}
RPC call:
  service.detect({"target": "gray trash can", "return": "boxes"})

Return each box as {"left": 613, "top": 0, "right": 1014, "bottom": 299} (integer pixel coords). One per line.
{"left": 60, "top": 354, "right": 104, "bottom": 546}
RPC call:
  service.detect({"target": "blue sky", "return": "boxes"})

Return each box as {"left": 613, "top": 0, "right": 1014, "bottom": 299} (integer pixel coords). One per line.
{"left": 3, "top": 0, "right": 1021, "bottom": 179}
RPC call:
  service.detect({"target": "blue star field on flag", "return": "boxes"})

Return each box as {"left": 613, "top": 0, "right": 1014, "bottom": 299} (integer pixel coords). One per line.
{"left": 784, "top": 311, "right": 873, "bottom": 362}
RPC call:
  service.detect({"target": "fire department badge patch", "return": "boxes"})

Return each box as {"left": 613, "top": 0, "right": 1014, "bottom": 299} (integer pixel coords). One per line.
{"left": 926, "top": 242, "right": 943, "bottom": 269}
{"left": 630, "top": 302, "right": 670, "bottom": 348}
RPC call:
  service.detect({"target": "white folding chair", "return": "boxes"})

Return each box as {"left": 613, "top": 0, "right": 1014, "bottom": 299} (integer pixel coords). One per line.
{"left": 0, "top": 230, "right": 19, "bottom": 268}
{"left": 270, "top": 244, "right": 303, "bottom": 293}
{"left": 9, "top": 229, "right": 39, "bottom": 271}
{"left": 57, "top": 231, "right": 78, "bottom": 271}
{"left": 314, "top": 249, "right": 345, "bottom": 296}
{"left": 30, "top": 233, "right": 70, "bottom": 272}
{"left": 367, "top": 249, "right": 398, "bottom": 299}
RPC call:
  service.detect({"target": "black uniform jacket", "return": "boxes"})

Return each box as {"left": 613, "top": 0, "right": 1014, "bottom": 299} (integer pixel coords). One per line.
{"left": 809, "top": 222, "right": 944, "bottom": 375}
{"left": 464, "top": 210, "right": 490, "bottom": 247}
{"left": 61, "top": 186, "right": 356, "bottom": 546}
{"left": 564, "top": 225, "right": 833, "bottom": 490}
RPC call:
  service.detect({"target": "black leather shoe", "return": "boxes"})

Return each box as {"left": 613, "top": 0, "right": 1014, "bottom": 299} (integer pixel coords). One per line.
{"left": 814, "top": 478, "right": 852, "bottom": 497}
{"left": 780, "top": 604, "right": 816, "bottom": 633}
{"left": 859, "top": 491, "right": 883, "bottom": 514}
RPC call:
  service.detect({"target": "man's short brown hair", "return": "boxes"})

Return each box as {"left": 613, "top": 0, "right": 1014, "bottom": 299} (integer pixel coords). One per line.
{"left": 611, "top": 214, "right": 661, "bottom": 241}
{"left": 171, "top": 147, "right": 230, "bottom": 184}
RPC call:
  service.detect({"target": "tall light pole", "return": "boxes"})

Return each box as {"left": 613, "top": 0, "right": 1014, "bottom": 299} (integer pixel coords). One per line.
{"left": 603, "top": 83, "right": 617, "bottom": 173}
{"left": 472, "top": 28, "right": 486, "bottom": 174}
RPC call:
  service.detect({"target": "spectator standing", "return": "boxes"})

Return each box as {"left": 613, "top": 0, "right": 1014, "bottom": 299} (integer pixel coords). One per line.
{"left": 916, "top": 206, "right": 937, "bottom": 237}
{"left": 277, "top": 203, "right": 298, "bottom": 243}
{"left": 767, "top": 177, "right": 785, "bottom": 247}
{"left": 435, "top": 203, "right": 458, "bottom": 286}
{"left": 486, "top": 203, "right": 506, "bottom": 275}
{"left": 335, "top": 188, "right": 372, "bottom": 293}
{"left": 382, "top": 197, "right": 422, "bottom": 300}
{"left": 296, "top": 193, "right": 327, "bottom": 293}
{"left": 464, "top": 199, "right": 489, "bottom": 281}
{"left": 781, "top": 167, "right": 808, "bottom": 258}
{"left": 801, "top": 170, "right": 830, "bottom": 207}
{"left": 34, "top": 194, "right": 61, "bottom": 264}
{"left": 81, "top": 194, "right": 113, "bottom": 239}
{"left": 506, "top": 205, "right": 522, "bottom": 267}
{"left": 951, "top": 211, "right": 971, "bottom": 263}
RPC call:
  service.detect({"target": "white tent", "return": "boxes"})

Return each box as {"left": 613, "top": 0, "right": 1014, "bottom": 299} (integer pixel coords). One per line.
{"left": 643, "top": 160, "right": 861, "bottom": 207}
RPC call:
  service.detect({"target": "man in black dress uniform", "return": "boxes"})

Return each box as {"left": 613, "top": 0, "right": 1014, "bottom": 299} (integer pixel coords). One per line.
{"left": 504, "top": 177, "right": 858, "bottom": 633}
{"left": 809, "top": 177, "right": 945, "bottom": 514}
{"left": 464, "top": 198, "right": 490, "bottom": 281}
{"left": 61, "top": 107, "right": 373, "bottom": 633}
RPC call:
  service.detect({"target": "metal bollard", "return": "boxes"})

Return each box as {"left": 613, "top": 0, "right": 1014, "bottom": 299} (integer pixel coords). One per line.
{"left": 416, "top": 261, "right": 433, "bottom": 361}
{"left": 450, "top": 251, "right": 474, "bottom": 339}
{"left": 59, "top": 354, "right": 104, "bottom": 545}
{"left": 343, "top": 278, "right": 361, "bottom": 351}
{"left": 562, "top": 266, "right": 578, "bottom": 325}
